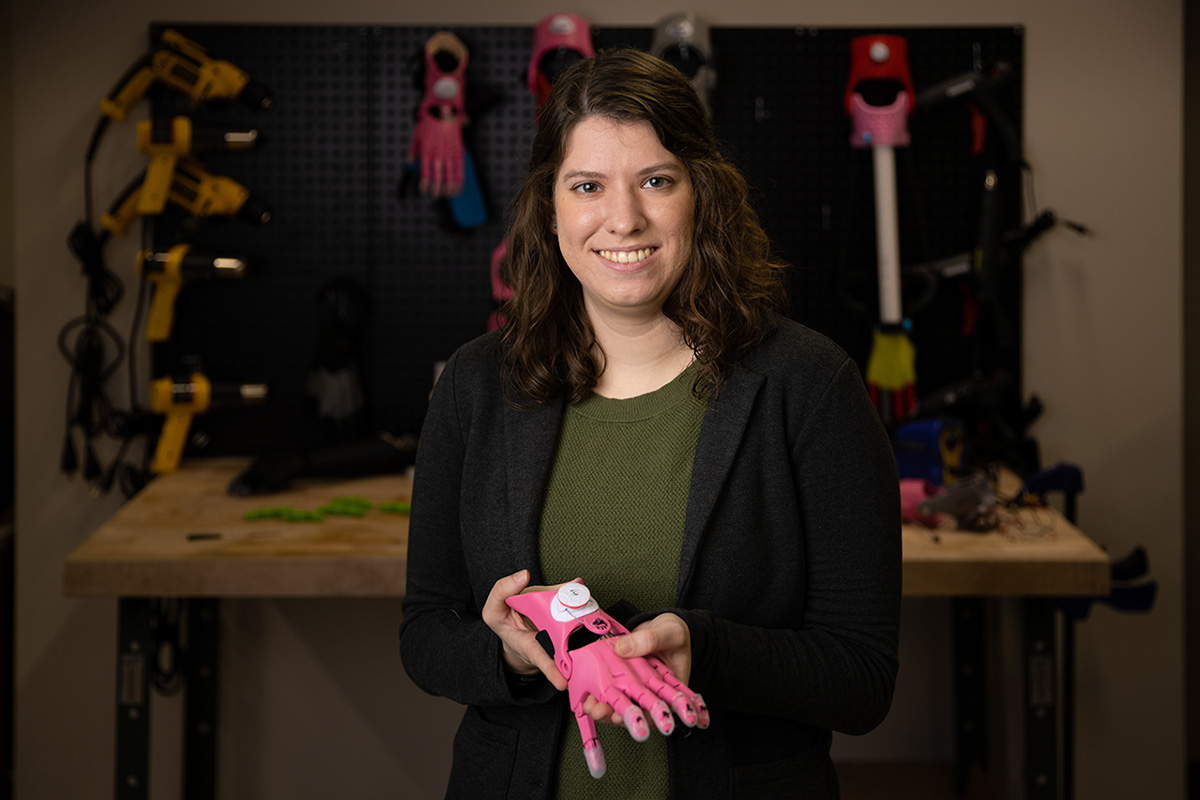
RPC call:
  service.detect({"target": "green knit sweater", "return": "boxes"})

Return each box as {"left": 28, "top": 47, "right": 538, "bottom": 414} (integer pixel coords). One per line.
{"left": 538, "top": 366, "right": 706, "bottom": 800}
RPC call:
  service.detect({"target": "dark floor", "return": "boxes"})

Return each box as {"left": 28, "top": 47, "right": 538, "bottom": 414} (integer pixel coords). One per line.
{"left": 838, "top": 762, "right": 997, "bottom": 800}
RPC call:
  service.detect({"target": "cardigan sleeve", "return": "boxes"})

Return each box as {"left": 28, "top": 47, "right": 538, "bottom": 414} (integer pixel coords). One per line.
{"left": 398, "top": 350, "right": 556, "bottom": 709}
{"left": 679, "top": 356, "right": 902, "bottom": 736}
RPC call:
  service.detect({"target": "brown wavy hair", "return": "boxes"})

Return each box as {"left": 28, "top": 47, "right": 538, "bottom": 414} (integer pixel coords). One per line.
{"left": 499, "top": 48, "right": 788, "bottom": 405}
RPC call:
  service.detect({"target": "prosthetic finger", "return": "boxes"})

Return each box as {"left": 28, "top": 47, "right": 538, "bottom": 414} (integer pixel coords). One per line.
{"left": 620, "top": 660, "right": 681, "bottom": 733}
{"left": 600, "top": 684, "right": 650, "bottom": 741}
{"left": 445, "top": 141, "right": 465, "bottom": 193}
{"left": 643, "top": 656, "right": 710, "bottom": 729}
{"left": 566, "top": 644, "right": 619, "bottom": 776}
{"left": 573, "top": 707, "right": 606, "bottom": 779}
{"left": 633, "top": 691, "right": 675, "bottom": 736}
{"left": 430, "top": 153, "right": 448, "bottom": 198}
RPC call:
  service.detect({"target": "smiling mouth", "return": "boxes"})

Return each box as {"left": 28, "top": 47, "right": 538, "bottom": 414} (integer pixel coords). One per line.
{"left": 598, "top": 247, "right": 657, "bottom": 264}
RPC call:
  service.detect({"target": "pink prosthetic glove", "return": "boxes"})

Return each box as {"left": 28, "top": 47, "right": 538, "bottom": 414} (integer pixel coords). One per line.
{"left": 408, "top": 32, "right": 469, "bottom": 197}
{"left": 506, "top": 582, "right": 710, "bottom": 779}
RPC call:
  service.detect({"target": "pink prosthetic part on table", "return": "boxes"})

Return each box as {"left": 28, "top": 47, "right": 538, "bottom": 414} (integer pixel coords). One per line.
{"left": 506, "top": 582, "right": 709, "bottom": 779}
{"left": 900, "top": 477, "right": 943, "bottom": 526}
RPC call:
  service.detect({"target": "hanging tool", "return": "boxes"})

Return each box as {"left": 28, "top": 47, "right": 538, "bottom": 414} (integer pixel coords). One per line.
{"left": 89, "top": 28, "right": 271, "bottom": 185}
{"left": 483, "top": 13, "right": 596, "bottom": 330}
{"left": 651, "top": 12, "right": 717, "bottom": 117}
{"left": 138, "top": 245, "right": 248, "bottom": 342}
{"left": 845, "top": 34, "right": 917, "bottom": 426}
{"left": 101, "top": 157, "right": 271, "bottom": 237}
{"left": 527, "top": 13, "right": 595, "bottom": 112}
{"left": 307, "top": 276, "right": 370, "bottom": 443}
{"left": 916, "top": 471, "right": 997, "bottom": 532}
{"left": 100, "top": 28, "right": 271, "bottom": 125}
{"left": 488, "top": 239, "right": 512, "bottom": 331}
{"left": 135, "top": 116, "right": 259, "bottom": 214}
{"left": 166, "top": 157, "right": 271, "bottom": 223}
{"left": 917, "top": 59, "right": 1026, "bottom": 366}
{"left": 915, "top": 60, "right": 1024, "bottom": 167}
{"left": 149, "top": 371, "right": 267, "bottom": 475}
{"left": 893, "top": 417, "right": 965, "bottom": 485}
{"left": 405, "top": 31, "right": 486, "bottom": 228}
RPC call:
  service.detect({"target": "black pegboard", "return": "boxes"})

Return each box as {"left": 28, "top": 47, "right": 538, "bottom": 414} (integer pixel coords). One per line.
{"left": 141, "top": 23, "right": 1023, "bottom": 458}
{"left": 707, "top": 27, "right": 1025, "bottom": 401}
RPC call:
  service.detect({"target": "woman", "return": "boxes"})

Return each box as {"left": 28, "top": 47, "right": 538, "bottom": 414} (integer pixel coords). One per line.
{"left": 399, "top": 48, "right": 901, "bottom": 799}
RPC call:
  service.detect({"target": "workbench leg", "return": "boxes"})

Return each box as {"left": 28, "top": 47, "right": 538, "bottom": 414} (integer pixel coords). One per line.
{"left": 115, "top": 598, "right": 152, "bottom": 800}
{"left": 1023, "top": 598, "right": 1058, "bottom": 799}
{"left": 1061, "top": 614, "right": 1075, "bottom": 800}
{"left": 184, "top": 598, "right": 219, "bottom": 800}
{"left": 954, "top": 597, "right": 987, "bottom": 796}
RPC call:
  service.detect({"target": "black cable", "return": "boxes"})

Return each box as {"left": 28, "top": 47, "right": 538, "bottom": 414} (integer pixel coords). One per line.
{"left": 84, "top": 115, "right": 111, "bottom": 224}
{"left": 120, "top": 225, "right": 157, "bottom": 496}
{"left": 95, "top": 405, "right": 156, "bottom": 497}
{"left": 62, "top": 104, "right": 147, "bottom": 494}
{"left": 74, "top": 109, "right": 127, "bottom": 318}
{"left": 57, "top": 314, "right": 124, "bottom": 482}
{"left": 90, "top": 266, "right": 157, "bottom": 498}
{"left": 59, "top": 215, "right": 153, "bottom": 496}
{"left": 67, "top": 223, "right": 123, "bottom": 317}
{"left": 128, "top": 221, "right": 153, "bottom": 405}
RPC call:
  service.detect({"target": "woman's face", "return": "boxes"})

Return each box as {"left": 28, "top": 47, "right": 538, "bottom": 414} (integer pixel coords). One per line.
{"left": 553, "top": 116, "right": 694, "bottom": 325}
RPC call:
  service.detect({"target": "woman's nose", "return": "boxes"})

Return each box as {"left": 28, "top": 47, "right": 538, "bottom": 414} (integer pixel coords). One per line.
{"left": 606, "top": 188, "right": 646, "bottom": 235}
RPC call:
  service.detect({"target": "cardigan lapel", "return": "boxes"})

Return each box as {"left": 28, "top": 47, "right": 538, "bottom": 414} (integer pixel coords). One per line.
{"left": 503, "top": 396, "right": 564, "bottom": 583}
{"left": 676, "top": 360, "right": 765, "bottom": 603}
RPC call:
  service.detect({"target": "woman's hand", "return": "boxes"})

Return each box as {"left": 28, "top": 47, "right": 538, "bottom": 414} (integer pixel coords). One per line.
{"left": 582, "top": 612, "right": 694, "bottom": 725}
{"left": 481, "top": 569, "right": 569, "bottom": 691}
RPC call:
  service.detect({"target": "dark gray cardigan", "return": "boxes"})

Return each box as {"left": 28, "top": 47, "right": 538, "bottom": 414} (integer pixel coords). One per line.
{"left": 399, "top": 316, "right": 901, "bottom": 799}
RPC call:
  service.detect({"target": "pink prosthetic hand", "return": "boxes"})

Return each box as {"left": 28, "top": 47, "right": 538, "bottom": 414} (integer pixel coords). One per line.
{"left": 408, "top": 32, "right": 469, "bottom": 197}
{"left": 506, "top": 582, "right": 710, "bottom": 779}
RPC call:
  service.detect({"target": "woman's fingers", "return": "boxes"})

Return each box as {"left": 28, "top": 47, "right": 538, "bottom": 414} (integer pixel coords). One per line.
{"left": 481, "top": 569, "right": 529, "bottom": 620}
{"left": 482, "top": 570, "right": 568, "bottom": 690}
{"left": 581, "top": 694, "right": 620, "bottom": 725}
{"left": 614, "top": 613, "right": 692, "bottom": 684}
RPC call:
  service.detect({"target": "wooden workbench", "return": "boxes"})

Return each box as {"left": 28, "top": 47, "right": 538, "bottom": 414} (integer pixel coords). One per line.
{"left": 64, "top": 458, "right": 1110, "bottom": 600}
{"left": 62, "top": 459, "right": 1111, "bottom": 800}
{"left": 902, "top": 514, "right": 1110, "bottom": 598}
{"left": 63, "top": 458, "right": 411, "bottom": 598}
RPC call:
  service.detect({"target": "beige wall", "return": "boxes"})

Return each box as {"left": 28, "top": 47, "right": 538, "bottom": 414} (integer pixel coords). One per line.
{"left": 11, "top": 1, "right": 1184, "bottom": 798}
{"left": 1186, "top": 0, "right": 1199, "bottom": 773}
{"left": 1, "top": 0, "right": 13, "bottom": 291}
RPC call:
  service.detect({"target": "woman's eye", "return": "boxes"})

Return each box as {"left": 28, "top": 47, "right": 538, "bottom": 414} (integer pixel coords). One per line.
{"left": 574, "top": 182, "right": 599, "bottom": 194}
{"left": 645, "top": 176, "right": 672, "bottom": 189}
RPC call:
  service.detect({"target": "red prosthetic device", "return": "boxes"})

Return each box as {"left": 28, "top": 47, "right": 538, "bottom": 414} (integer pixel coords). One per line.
{"left": 506, "top": 582, "right": 709, "bottom": 779}
{"left": 527, "top": 13, "right": 595, "bottom": 111}
{"left": 846, "top": 34, "right": 919, "bottom": 424}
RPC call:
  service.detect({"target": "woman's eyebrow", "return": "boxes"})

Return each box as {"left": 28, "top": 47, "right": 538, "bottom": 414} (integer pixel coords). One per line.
{"left": 560, "top": 169, "right": 605, "bottom": 182}
{"left": 637, "top": 162, "right": 684, "bottom": 176}
{"left": 560, "top": 162, "right": 683, "bottom": 182}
